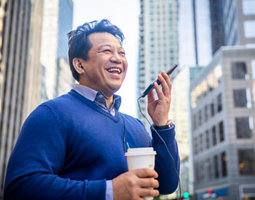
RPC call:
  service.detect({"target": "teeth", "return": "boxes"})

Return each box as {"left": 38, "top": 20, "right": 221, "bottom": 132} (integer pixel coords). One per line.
{"left": 108, "top": 68, "right": 121, "bottom": 73}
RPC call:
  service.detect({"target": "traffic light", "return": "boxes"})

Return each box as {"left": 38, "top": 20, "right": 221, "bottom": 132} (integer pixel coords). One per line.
{"left": 183, "top": 192, "right": 190, "bottom": 199}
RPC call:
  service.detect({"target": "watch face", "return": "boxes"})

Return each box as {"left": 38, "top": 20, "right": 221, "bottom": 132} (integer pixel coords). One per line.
{"left": 168, "top": 120, "right": 173, "bottom": 128}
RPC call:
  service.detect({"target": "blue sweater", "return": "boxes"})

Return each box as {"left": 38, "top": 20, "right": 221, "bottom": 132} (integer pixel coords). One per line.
{"left": 4, "top": 90, "right": 180, "bottom": 200}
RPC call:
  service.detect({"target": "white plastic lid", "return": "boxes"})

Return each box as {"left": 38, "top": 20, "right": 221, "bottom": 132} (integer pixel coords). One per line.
{"left": 125, "top": 147, "right": 156, "bottom": 156}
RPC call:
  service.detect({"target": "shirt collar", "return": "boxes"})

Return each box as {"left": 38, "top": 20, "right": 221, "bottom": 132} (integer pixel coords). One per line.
{"left": 73, "top": 84, "right": 121, "bottom": 111}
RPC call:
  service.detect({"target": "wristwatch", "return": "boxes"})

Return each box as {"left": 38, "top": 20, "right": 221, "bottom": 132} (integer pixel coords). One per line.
{"left": 153, "top": 120, "right": 172, "bottom": 130}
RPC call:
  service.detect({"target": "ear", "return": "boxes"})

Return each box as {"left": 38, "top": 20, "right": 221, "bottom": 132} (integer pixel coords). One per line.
{"left": 73, "top": 58, "right": 85, "bottom": 74}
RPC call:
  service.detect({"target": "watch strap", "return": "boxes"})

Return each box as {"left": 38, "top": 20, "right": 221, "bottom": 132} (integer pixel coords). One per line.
{"left": 153, "top": 120, "right": 172, "bottom": 130}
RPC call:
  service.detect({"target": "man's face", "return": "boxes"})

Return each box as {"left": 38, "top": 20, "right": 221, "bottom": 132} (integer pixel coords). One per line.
{"left": 80, "top": 32, "right": 128, "bottom": 97}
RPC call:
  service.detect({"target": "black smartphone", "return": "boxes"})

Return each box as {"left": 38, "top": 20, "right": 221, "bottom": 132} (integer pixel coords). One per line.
{"left": 140, "top": 64, "right": 178, "bottom": 98}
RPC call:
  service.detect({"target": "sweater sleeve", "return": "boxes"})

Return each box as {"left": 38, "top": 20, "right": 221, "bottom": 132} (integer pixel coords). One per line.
{"left": 151, "top": 124, "right": 180, "bottom": 194}
{"left": 4, "top": 105, "right": 106, "bottom": 200}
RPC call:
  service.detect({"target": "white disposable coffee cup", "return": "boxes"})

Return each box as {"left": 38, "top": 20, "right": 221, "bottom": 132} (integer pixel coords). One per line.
{"left": 125, "top": 147, "right": 157, "bottom": 200}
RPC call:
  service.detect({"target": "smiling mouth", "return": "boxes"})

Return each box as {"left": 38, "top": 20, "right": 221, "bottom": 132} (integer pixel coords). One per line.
{"left": 107, "top": 67, "right": 122, "bottom": 74}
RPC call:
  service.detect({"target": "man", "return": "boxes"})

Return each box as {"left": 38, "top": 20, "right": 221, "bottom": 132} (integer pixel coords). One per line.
{"left": 4, "top": 19, "right": 179, "bottom": 200}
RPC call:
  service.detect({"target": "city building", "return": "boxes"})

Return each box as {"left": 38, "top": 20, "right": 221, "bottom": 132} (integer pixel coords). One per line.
{"left": 190, "top": 46, "right": 255, "bottom": 200}
{"left": 0, "top": 0, "right": 44, "bottom": 197}
{"left": 209, "top": 0, "right": 225, "bottom": 55}
{"left": 40, "top": 0, "right": 74, "bottom": 102}
{"left": 222, "top": 0, "right": 255, "bottom": 47}
{"left": 189, "top": 1, "right": 255, "bottom": 199}
{"left": 178, "top": 0, "right": 196, "bottom": 68}
{"left": 209, "top": 0, "right": 255, "bottom": 55}
{"left": 192, "top": 0, "right": 212, "bottom": 66}
{"left": 137, "top": 0, "right": 179, "bottom": 129}
{"left": 171, "top": 66, "right": 202, "bottom": 161}
{"left": 170, "top": 66, "right": 202, "bottom": 199}
{"left": 179, "top": 156, "right": 190, "bottom": 197}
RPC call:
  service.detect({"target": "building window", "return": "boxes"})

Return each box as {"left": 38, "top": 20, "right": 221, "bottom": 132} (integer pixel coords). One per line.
{"left": 199, "top": 162, "right": 205, "bottom": 183}
{"left": 199, "top": 134, "right": 203, "bottom": 153}
{"left": 217, "top": 93, "right": 222, "bottom": 112}
{"left": 195, "top": 163, "right": 200, "bottom": 183}
{"left": 194, "top": 137, "right": 198, "bottom": 155}
{"left": 219, "top": 121, "right": 225, "bottom": 142}
{"left": 252, "top": 60, "right": 255, "bottom": 80}
{"left": 210, "top": 102, "right": 215, "bottom": 117}
{"left": 205, "top": 159, "right": 212, "bottom": 181}
{"left": 235, "top": 117, "right": 253, "bottom": 138}
{"left": 193, "top": 114, "right": 197, "bottom": 130}
{"left": 214, "top": 155, "right": 219, "bottom": 179}
{"left": 244, "top": 20, "right": 255, "bottom": 38}
{"left": 233, "top": 89, "right": 247, "bottom": 107}
{"left": 206, "top": 130, "right": 210, "bottom": 149}
{"left": 242, "top": 0, "right": 255, "bottom": 15}
{"left": 212, "top": 126, "right": 217, "bottom": 146}
{"left": 204, "top": 105, "right": 208, "bottom": 122}
{"left": 238, "top": 149, "right": 255, "bottom": 175}
{"left": 231, "top": 62, "right": 248, "bottom": 80}
{"left": 221, "top": 152, "right": 227, "bottom": 177}
{"left": 198, "top": 109, "right": 202, "bottom": 126}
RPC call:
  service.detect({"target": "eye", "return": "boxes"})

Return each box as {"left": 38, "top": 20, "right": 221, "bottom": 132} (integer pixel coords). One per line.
{"left": 103, "top": 49, "right": 112, "bottom": 53}
{"left": 119, "top": 51, "right": 126, "bottom": 56}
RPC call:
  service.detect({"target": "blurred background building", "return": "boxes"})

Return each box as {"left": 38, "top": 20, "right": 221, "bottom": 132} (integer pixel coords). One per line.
{"left": 191, "top": 46, "right": 255, "bottom": 200}
{"left": 137, "top": 0, "right": 179, "bottom": 129}
{"left": 0, "top": 0, "right": 255, "bottom": 199}
{"left": 40, "top": 0, "right": 74, "bottom": 102}
{"left": 189, "top": 0, "right": 255, "bottom": 199}
{"left": 0, "top": 0, "right": 73, "bottom": 198}
{"left": 0, "top": 0, "right": 44, "bottom": 197}
{"left": 137, "top": 0, "right": 255, "bottom": 199}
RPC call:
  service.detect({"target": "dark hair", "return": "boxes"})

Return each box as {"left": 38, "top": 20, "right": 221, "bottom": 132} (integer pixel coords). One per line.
{"left": 67, "top": 19, "right": 125, "bottom": 81}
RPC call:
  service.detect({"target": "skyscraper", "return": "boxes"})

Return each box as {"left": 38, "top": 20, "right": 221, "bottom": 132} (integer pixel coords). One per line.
{"left": 209, "top": 0, "right": 225, "bottom": 55}
{"left": 40, "top": 0, "right": 74, "bottom": 102}
{"left": 0, "top": 0, "right": 44, "bottom": 197}
{"left": 222, "top": 0, "right": 255, "bottom": 46}
{"left": 178, "top": 0, "right": 196, "bottom": 67}
{"left": 192, "top": 0, "right": 212, "bottom": 66}
{"left": 138, "top": 0, "right": 179, "bottom": 128}
{"left": 208, "top": 0, "right": 255, "bottom": 56}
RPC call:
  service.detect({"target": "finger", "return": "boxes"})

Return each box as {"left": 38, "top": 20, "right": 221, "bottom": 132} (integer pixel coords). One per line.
{"left": 138, "top": 187, "right": 160, "bottom": 198}
{"left": 161, "top": 72, "right": 172, "bottom": 95}
{"left": 158, "top": 73, "right": 170, "bottom": 96}
{"left": 138, "top": 178, "right": 159, "bottom": 188}
{"left": 134, "top": 168, "right": 158, "bottom": 179}
{"left": 147, "top": 89, "right": 155, "bottom": 104}
{"left": 153, "top": 80, "right": 164, "bottom": 100}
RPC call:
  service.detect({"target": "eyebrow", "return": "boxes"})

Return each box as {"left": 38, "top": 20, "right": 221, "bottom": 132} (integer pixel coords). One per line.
{"left": 98, "top": 44, "right": 125, "bottom": 51}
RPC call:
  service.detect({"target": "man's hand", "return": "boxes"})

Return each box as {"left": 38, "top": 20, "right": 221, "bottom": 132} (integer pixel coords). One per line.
{"left": 147, "top": 72, "right": 172, "bottom": 126}
{"left": 112, "top": 168, "right": 159, "bottom": 200}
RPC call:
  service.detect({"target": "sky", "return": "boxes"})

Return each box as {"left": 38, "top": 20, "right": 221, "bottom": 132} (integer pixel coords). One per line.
{"left": 73, "top": 0, "right": 140, "bottom": 117}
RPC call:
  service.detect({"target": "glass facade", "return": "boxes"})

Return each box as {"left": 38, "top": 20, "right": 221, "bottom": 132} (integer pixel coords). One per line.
{"left": 195, "top": 0, "right": 212, "bottom": 65}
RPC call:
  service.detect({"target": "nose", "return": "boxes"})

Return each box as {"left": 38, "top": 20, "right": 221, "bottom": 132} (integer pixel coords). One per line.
{"left": 110, "top": 51, "right": 122, "bottom": 63}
